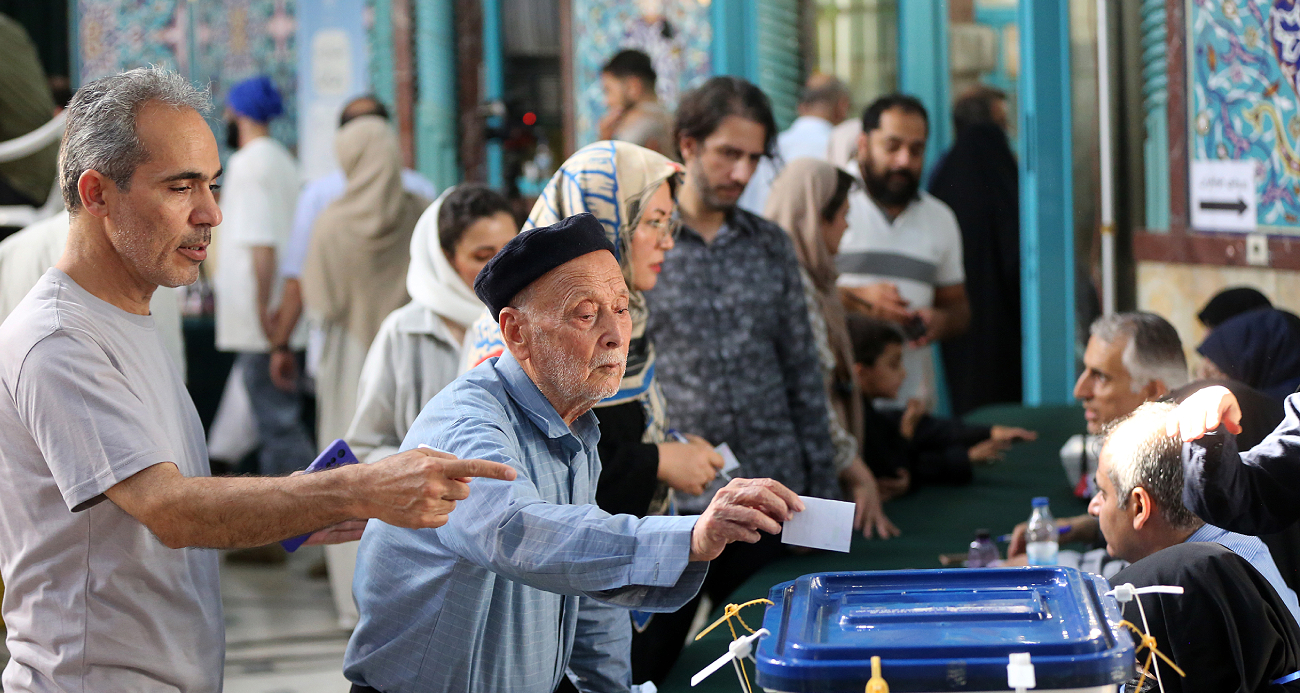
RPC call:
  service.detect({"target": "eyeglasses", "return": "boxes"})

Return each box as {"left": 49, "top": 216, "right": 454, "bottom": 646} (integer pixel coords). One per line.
{"left": 640, "top": 216, "right": 679, "bottom": 244}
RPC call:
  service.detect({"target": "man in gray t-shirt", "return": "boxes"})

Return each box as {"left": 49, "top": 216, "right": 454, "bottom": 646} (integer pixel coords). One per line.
{"left": 0, "top": 67, "right": 515, "bottom": 692}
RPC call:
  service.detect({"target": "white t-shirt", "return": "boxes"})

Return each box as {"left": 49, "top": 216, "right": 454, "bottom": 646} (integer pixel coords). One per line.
{"left": 0, "top": 269, "right": 223, "bottom": 692}
{"left": 215, "top": 136, "right": 303, "bottom": 352}
{"left": 836, "top": 184, "right": 965, "bottom": 406}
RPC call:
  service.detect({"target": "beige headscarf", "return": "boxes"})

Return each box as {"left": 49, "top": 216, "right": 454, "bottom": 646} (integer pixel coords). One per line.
{"left": 301, "top": 116, "right": 430, "bottom": 344}
{"left": 765, "top": 157, "right": 863, "bottom": 443}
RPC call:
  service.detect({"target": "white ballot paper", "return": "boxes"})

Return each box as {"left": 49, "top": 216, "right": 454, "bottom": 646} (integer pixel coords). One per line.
{"left": 714, "top": 442, "right": 741, "bottom": 476}
{"left": 781, "top": 496, "right": 855, "bottom": 553}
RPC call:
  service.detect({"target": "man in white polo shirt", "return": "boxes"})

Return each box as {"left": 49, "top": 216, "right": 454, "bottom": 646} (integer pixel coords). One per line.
{"left": 837, "top": 94, "right": 969, "bottom": 407}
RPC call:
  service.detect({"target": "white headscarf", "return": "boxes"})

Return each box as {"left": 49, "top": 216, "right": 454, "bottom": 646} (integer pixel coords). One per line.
{"left": 406, "top": 188, "right": 490, "bottom": 329}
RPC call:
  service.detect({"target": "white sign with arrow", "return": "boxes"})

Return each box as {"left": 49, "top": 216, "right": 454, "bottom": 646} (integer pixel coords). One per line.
{"left": 1191, "top": 159, "right": 1257, "bottom": 232}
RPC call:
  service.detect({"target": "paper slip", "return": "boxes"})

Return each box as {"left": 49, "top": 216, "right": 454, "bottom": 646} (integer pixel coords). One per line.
{"left": 714, "top": 443, "right": 741, "bottom": 476}
{"left": 781, "top": 496, "right": 855, "bottom": 553}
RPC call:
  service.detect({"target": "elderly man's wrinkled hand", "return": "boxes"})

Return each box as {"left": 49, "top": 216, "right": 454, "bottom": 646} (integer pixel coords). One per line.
{"left": 1165, "top": 385, "right": 1243, "bottom": 442}
{"left": 689, "top": 478, "right": 804, "bottom": 562}
{"left": 350, "top": 447, "right": 517, "bottom": 529}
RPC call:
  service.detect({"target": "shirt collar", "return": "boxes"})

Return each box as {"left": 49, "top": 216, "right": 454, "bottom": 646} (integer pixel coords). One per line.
{"left": 1185, "top": 523, "right": 1221, "bottom": 544}
{"left": 493, "top": 350, "right": 600, "bottom": 446}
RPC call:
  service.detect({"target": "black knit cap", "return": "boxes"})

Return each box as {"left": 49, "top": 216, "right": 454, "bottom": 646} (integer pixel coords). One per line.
{"left": 473, "top": 212, "right": 616, "bottom": 320}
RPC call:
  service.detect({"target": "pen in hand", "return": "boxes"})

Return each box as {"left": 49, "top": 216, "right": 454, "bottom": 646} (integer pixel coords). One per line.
{"left": 667, "top": 428, "right": 731, "bottom": 482}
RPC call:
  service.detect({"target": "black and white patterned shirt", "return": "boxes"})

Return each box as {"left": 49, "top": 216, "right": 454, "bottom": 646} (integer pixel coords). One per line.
{"left": 646, "top": 209, "right": 838, "bottom": 510}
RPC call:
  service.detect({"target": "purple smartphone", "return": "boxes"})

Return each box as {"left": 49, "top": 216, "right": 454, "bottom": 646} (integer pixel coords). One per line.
{"left": 279, "top": 439, "right": 361, "bottom": 552}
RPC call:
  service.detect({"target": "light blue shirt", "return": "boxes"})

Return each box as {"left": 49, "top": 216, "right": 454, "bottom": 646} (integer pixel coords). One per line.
{"left": 281, "top": 168, "right": 438, "bottom": 278}
{"left": 1186, "top": 523, "right": 1300, "bottom": 624}
{"left": 344, "top": 351, "right": 706, "bottom": 693}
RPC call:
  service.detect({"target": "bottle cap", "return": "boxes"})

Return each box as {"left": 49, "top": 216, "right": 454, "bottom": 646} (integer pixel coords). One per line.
{"left": 1031, "top": 496, "right": 1050, "bottom": 507}
{"left": 975, "top": 529, "right": 991, "bottom": 539}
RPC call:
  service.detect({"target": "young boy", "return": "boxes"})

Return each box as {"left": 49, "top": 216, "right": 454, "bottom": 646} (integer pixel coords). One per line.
{"left": 848, "top": 314, "right": 1036, "bottom": 498}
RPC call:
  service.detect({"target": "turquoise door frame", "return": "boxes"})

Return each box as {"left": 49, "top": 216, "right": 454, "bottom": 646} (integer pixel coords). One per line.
{"left": 897, "top": 0, "right": 951, "bottom": 172}
{"left": 710, "top": 0, "right": 759, "bottom": 81}
{"left": 483, "top": 0, "right": 505, "bottom": 189}
{"left": 1018, "top": 0, "right": 1076, "bottom": 405}
{"left": 417, "top": 0, "right": 459, "bottom": 189}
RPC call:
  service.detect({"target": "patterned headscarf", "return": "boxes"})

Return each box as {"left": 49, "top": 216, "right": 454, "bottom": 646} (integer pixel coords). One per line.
{"left": 460, "top": 141, "right": 680, "bottom": 433}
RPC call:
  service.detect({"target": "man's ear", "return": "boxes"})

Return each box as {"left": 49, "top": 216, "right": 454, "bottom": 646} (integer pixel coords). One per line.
{"left": 499, "top": 308, "right": 529, "bottom": 362}
{"left": 856, "top": 132, "right": 870, "bottom": 160}
{"left": 77, "top": 170, "right": 114, "bottom": 219}
{"left": 1130, "top": 486, "right": 1153, "bottom": 531}
{"left": 1142, "top": 378, "right": 1170, "bottom": 402}
{"left": 678, "top": 135, "right": 699, "bottom": 162}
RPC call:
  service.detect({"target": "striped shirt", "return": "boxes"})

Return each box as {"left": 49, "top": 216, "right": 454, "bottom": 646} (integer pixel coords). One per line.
{"left": 836, "top": 185, "right": 964, "bottom": 405}
{"left": 344, "top": 351, "right": 706, "bottom": 693}
{"left": 1186, "top": 523, "right": 1300, "bottom": 624}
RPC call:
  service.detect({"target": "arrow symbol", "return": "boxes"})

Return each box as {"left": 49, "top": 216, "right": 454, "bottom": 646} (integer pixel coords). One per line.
{"left": 1199, "top": 198, "right": 1248, "bottom": 214}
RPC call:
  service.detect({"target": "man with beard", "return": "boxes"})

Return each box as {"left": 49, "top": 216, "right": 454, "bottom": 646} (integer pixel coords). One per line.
{"left": 641, "top": 76, "right": 848, "bottom": 675}
{"left": 0, "top": 65, "right": 516, "bottom": 693}
{"left": 343, "top": 213, "right": 803, "bottom": 693}
{"left": 214, "top": 75, "right": 316, "bottom": 485}
{"left": 836, "top": 94, "right": 970, "bottom": 408}
{"left": 598, "top": 49, "right": 674, "bottom": 158}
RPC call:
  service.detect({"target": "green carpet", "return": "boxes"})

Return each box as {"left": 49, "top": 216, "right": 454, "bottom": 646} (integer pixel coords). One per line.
{"left": 659, "top": 404, "right": 1090, "bottom": 692}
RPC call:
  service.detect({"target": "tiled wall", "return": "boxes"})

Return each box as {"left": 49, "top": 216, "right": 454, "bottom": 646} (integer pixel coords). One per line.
{"left": 570, "top": 0, "right": 712, "bottom": 149}
{"left": 76, "top": 0, "right": 299, "bottom": 152}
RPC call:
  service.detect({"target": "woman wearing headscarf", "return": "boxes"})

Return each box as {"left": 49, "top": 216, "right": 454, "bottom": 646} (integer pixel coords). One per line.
{"left": 300, "top": 115, "right": 430, "bottom": 628}
{"left": 462, "top": 141, "right": 723, "bottom": 516}
{"left": 764, "top": 157, "right": 898, "bottom": 538}
{"left": 1197, "top": 308, "right": 1300, "bottom": 401}
{"left": 1197, "top": 286, "right": 1274, "bottom": 330}
{"left": 1110, "top": 541, "right": 1300, "bottom": 693}
{"left": 345, "top": 184, "right": 517, "bottom": 464}
{"left": 460, "top": 142, "right": 724, "bottom": 686}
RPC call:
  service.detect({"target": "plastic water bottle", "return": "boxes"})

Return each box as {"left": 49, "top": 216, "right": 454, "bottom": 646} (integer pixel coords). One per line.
{"left": 1025, "top": 497, "right": 1059, "bottom": 566}
{"left": 967, "top": 529, "right": 999, "bottom": 568}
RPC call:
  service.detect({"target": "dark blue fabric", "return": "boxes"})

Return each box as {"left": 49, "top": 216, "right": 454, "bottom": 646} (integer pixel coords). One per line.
{"left": 226, "top": 75, "right": 284, "bottom": 122}
{"left": 1183, "top": 393, "right": 1300, "bottom": 535}
{"left": 1198, "top": 308, "right": 1300, "bottom": 401}
{"left": 473, "top": 212, "right": 615, "bottom": 319}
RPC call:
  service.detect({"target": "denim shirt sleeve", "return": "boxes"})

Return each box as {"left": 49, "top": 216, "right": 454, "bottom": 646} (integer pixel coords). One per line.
{"left": 418, "top": 412, "right": 707, "bottom": 610}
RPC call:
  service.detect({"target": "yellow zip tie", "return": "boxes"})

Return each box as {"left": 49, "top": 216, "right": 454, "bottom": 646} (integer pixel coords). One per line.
{"left": 692, "top": 598, "right": 773, "bottom": 693}
{"left": 866, "top": 655, "right": 889, "bottom": 693}
{"left": 1120, "top": 619, "right": 1185, "bottom": 693}
{"left": 693, "top": 598, "right": 774, "bottom": 642}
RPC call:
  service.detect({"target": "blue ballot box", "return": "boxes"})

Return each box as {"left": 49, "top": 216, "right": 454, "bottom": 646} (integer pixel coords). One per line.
{"left": 755, "top": 567, "right": 1136, "bottom": 693}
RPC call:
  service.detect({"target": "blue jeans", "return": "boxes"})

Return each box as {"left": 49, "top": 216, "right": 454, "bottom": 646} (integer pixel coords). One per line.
{"left": 238, "top": 351, "right": 316, "bottom": 476}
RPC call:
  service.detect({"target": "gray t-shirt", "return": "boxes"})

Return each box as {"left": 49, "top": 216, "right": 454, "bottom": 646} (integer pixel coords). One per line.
{"left": 0, "top": 269, "right": 222, "bottom": 692}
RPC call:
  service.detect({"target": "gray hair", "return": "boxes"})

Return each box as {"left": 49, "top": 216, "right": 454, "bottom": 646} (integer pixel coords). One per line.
{"left": 59, "top": 65, "right": 211, "bottom": 213}
{"left": 799, "top": 75, "right": 850, "bottom": 109}
{"left": 1100, "top": 401, "right": 1201, "bottom": 530}
{"left": 1090, "top": 312, "right": 1189, "bottom": 393}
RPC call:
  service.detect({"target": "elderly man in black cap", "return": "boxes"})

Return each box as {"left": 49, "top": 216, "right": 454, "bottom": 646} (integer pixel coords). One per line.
{"left": 343, "top": 213, "right": 804, "bottom": 693}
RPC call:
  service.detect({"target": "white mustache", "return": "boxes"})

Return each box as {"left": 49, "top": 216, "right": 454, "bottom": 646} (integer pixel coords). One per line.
{"left": 589, "top": 354, "right": 625, "bottom": 370}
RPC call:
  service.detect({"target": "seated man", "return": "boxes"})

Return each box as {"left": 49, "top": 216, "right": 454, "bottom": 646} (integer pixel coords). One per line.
{"left": 1010, "top": 312, "right": 1190, "bottom": 558}
{"left": 1091, "top": 402, "right": 1300, "bottom": 623}
{"left": 1110, "top": 542, "right": 1300, "bottom": 693}
{"left": 343, "top": 213, "right": 803, "bottom": 693}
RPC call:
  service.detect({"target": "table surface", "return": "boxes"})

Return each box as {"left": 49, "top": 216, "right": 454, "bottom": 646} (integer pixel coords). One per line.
{"left": 659, "top": 403, "right": 1090, "bottom": 692}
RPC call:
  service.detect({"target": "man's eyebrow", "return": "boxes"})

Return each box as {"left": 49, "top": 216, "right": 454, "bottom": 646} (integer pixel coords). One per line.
{"left": 160, "top": 168, "right": 222, "bottom": 184}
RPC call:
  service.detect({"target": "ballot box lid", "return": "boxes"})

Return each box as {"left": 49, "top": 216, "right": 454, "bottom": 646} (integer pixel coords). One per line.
{"left": 754, "top": 567, "right": 1135, "bottom": 692}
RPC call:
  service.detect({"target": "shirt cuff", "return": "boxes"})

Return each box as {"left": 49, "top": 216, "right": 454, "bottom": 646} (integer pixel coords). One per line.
{"left": 630, "top": 514, "right": 698, "bottom": 587}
